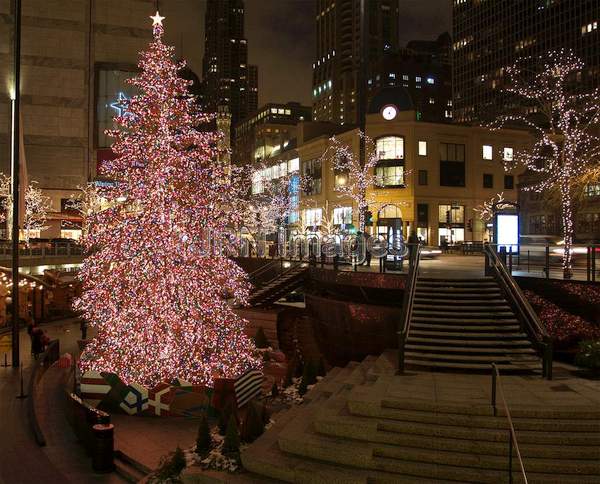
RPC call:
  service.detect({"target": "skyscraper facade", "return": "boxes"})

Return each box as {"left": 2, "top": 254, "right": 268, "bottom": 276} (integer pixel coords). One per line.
{"left": 452, "top": 0, "right": 600, "bottom": 124}
{"left": 201, "top": 0, "right": 258, "bottom": 127}
{"left": 312, "top": 0, "right": 400, "bottom": 124}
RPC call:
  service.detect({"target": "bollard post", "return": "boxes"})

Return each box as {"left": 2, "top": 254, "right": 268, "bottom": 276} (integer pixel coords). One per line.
{"left": 545, "top": 246, "right": 550, "bottom": 279}
{"left": 16, "top": 361, "right": 27, "bottom": 399}
{"left": 2, "top": 353, "right": 8, "bottom": 367}
{"left": 92, "top": 423, "right": 114, "bottom": 473}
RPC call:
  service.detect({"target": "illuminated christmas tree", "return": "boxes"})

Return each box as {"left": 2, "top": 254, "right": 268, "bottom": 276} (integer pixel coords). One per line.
{"left": 74, "top": 12, "right": 259, "bottom": 387}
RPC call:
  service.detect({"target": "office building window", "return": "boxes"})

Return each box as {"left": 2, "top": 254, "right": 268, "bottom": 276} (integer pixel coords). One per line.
{"left": 376, "top": 136, "right": 404, "bottom": 160}
{"left": 439, "top": 143, "right": 466, "bottom": 187}
{"left": 333, "top": 207, "right": 352, "bottom": 225}
{"left": 418, "top": 141, "right": 427, "bottom": 156}
{"left": 303, "top": 159, "right": 322, "bottom": 195}
{"left": 483, "top": 174, "right": 494, "bottom": 188}
{"left": 504, "top": 175, "right": 515, "bottom": 190}
{"left": 483, "top": 145, "right": 493, "bottom": 160}
{"left": 375, "top": 163, "right": 405, "bottom": 187}
{"left": 503, "top": 147, "right": 514, "bottom": 162}
{"left": 418, "top": 170, "right": 428, "bottom": 186}
{"left": 438, "top": 204, "right": 465, "bottom": 224}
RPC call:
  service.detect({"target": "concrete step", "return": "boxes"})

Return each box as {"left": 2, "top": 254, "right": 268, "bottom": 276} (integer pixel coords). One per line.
{"left": 407, "top": 337, "right": 533, "bottom": 348}
{"left": 414, "top": 291, "right": 504, "bottom": 299}
{"left": 414, "top": 298, "right": 509, "bottom": 306}
{"left": 411, "top": 323, "right": 521, "bottom": 332}
{"left": 409, "top": 329, "right": 528, "bottom": 339}
{"left": 405, "top": 359, "right": 541, "bottom": 372}
{"left": 411, "top": 313, "right": 519, "bottom": 327}
{"left": 404, "top": 351, "right": 539, "bottom": 364}
{"left": 413, "top": 301, "right": 513, "bottom": 316}
{"left": 315, "top": 410, "right": 600, "bottom": 451}
{"left": 415, "top": 286, "right": 502, "bottom": 293}
{"left": 412, "top": 310, "right": 516, "bottom": 318}
{"left": 404, "top": 344, "right": 537, "bottom": 355}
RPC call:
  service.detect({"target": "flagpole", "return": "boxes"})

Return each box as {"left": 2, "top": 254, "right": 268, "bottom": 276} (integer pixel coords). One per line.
{"left": 11, "top": 0, "right": 21, "bottom": 368}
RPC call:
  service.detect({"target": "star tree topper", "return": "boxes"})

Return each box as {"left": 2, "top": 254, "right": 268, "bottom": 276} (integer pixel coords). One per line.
{"left": 150, "top": 11, "right": 165, "bottom": 27}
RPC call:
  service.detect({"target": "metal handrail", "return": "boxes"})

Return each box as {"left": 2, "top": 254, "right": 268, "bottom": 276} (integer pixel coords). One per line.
{"left": 248, "top": 259, "right": 280, "bottom": 283}
{"left": 484, "top": 243, "right": 553, "bottom": 379}
{"left": 398, "top": 243, "right": 421, "bottom": 373}
{"left": 491, "top": 363, "right": 528, "bottom": 484}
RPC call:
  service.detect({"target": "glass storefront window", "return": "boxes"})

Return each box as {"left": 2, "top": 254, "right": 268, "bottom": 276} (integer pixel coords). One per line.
{"left": 375, "top": 164, "right": 404, "bottom": 187}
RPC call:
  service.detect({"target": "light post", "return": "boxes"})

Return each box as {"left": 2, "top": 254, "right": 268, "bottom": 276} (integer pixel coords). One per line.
{"left": 11, "top": 0, "right": 22, "bottom": 368}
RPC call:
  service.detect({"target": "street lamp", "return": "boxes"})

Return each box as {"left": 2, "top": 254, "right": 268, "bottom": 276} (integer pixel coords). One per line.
{"left": 10, "top": 0, "right": 21, "bottom": 367}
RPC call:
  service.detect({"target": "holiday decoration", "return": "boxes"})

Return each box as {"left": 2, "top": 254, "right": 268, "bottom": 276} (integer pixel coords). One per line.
{"left": 474, "top": 192, "right": 506, "bottom": 224}
{"left": 320, "top": 132, "right": 385, "bottom": 232}
{"left": 490, "top": 49, "right": 600, "bottom": 278}
{"left": 0, "top": 174, "right": 51, "bottom": 243}
{"left": 74, "top": 12, "right": 260, "bottom": 388}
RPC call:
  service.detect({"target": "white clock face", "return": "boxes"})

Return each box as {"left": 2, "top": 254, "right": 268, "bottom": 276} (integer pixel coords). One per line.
{"left": 382, "top": 105, "right": 397, "bottom": 120}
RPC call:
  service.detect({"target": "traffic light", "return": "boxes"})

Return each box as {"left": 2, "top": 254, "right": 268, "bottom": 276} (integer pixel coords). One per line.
{"left": 365, "top": 210, "right": 373, "bottom": 226}
{"left": 467, "top": 219, "right": 473, "bottom": 232}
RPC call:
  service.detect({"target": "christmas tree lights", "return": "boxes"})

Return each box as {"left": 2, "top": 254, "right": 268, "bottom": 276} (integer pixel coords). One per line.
{"left": 74, "top": 13, "right": 259, "bottom": 387}
{"left": 490, "top": 50, "right": 600, "bottom": 278}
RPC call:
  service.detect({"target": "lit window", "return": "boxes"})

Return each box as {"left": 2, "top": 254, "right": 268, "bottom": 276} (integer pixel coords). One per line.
{"left": 376, "top": 136, "right": 404, "bottom": 160}
{"left": 285, "top": 109, "right": 291, "bottom": 115}
{"left": 483, "top": 145, "right": 493, "bottom": 160}
{"left": 271, "top": 108, "right": 278, "bottom": 114}
{"left": 278, "top": 108, "right": 285, "bottom": 114}
{"left": 503, "top": 147, "right": 514, "bottom": 162}
{"left": 375, "top": 164, "right": 405, "bottom": 187}
{"left": 427, "top": 77, "right": 435, "bottom": 84}
{"left": 418, "top": 141, "right": 427, "bottom": 156}
{"left": 333, "top": 207, "right": 352, "bottom": 225}
{"left": 429, "top": 97, "right": 435, "bottom": 104}
{"left": 288, "top": 158, "right": 300, "bottom": 172}
{"left": 415, "top": 76, "right": 422, "bottom": 83}
{"left": 304, "top": 208, "right": 323, "bottom": 227}
{"left": 389, "top": 73, "right": 396, "bottom": 79}
{"left": 402, "top": 74, "right": 409, "bottom": 81}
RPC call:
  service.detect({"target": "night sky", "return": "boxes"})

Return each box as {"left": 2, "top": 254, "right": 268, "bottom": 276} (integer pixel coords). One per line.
{"left": 162, "top": 0, "right": 451, "bottom": 107}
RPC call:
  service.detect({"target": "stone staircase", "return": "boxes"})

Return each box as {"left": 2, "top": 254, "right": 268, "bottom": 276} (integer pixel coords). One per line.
{"left": 406, "top": 277, "right": 542, "bottom": 373}
{"left": 241, "top": 351, "right": 600, "bottom": 483}
{"left": 248, "top": 264, "right": 308, "bottom": 307}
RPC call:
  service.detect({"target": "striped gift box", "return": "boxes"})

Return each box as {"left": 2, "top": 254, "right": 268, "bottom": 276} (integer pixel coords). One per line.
{"left": 57, "top": 353, "right": 73, "bottom": 368}
{"left": 80, "top": 371, "right": 111, "bottom": 408}
{"left": 234, "top": 369, "right": 263, "bottom": 408}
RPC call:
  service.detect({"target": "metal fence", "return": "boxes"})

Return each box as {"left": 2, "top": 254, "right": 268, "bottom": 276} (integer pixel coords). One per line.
{"left": 0, "top": 240, "right": 83, "bottom": 259}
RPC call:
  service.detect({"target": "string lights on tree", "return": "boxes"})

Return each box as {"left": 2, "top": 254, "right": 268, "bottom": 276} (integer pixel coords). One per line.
{"left": 490, "top": 49, "right": 600, "bottom": 278}
{"left": 321, "top": 132, "right": 382, "bottom": 232}
{"left": 74, "top": 12, "right": 259, "bottom": 387}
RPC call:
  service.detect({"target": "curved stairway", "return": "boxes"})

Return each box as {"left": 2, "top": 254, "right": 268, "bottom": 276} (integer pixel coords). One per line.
{"left": 242, "top": 351, "right": 600, "bottom": 483}
{"left": 406, "top": 277, "right": 542, "bottom": 373}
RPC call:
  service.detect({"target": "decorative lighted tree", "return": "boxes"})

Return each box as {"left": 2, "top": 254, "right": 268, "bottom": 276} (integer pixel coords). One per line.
{"left": 320, "top": 132, "right": 381, "bottom": 232}
{"left": 0, "top": 174, "right": 50, "bottom": 243}
{"left": 490, "top": 50, "right": 600, "bottom": 278}
{"left": 474, "top": 192, "right": 506, "bottom": 224}
{"left": 65, "top": 182, "right": 105, "bottom": 237}
{"left": 23, "top": 182, "right": 51, "bottom": 243}
{"left": 74, "top": 12, "right": 259, "bottom": 387}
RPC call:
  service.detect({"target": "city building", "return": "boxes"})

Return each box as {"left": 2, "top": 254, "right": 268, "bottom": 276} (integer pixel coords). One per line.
{"left": 0, "top": 0, "right": 157, "bottom": 239}
{"left": 452, "top": 0, "right": 600, "bottom": 123}
{"left": 233, "top": 102, "right": 312, "bottom": 166}
{"left": 201, "top": 0, "right": 258, "bottom": 128}
{"left": 368, "top": 33, "right": 452, "bottom": 123}
{"left": 296, "top": 86, "right": 531, "bottom": 245}
{"left": 312, "top": 0, "right": 399, "bottom": 124}
{"left": 519, "top": 175, "right": 600, "bottom": 243}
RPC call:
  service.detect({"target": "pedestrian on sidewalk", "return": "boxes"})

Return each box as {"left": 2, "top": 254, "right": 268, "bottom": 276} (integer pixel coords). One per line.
{"left": 30, "top": 322, "right": 44, "bottom": 359}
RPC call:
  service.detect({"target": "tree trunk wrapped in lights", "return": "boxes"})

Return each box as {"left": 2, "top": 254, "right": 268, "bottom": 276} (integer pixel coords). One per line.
{"left": 490, "top": 49, "right": 600, "bottom": 278}
{"left": 74, "top": 12, "right": 260, "bottom": 387}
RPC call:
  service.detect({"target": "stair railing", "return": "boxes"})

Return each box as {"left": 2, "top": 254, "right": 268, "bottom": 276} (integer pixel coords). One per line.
{"left": 398, "top": 243, "right": 422, "bottom": 373}
{"left": 248, "top": 259, "right": 281, "bottom": 289}
{"left": 484, "top": 243, "right": 553, "bottom": 379}
{"left": 491, "top": 363, "right": 528, "bottom": 484}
